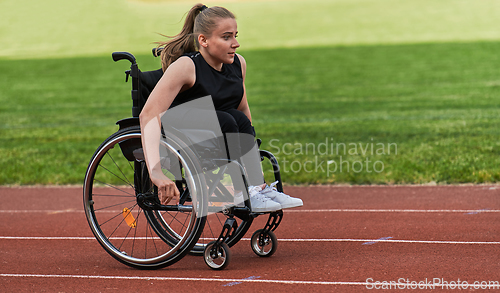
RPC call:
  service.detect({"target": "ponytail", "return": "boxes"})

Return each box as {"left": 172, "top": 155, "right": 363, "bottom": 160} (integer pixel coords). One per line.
{"left": 156, "top": 3, "right": 236, "bottom": 71}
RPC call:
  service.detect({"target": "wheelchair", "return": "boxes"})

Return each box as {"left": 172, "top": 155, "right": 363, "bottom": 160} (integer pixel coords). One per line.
{"left": 83, "top": 50, "right": 284, "bottom": 270}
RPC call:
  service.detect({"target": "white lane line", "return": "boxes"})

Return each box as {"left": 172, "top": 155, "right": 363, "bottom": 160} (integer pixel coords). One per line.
{"left": 0, "top": 273, "right": 365, "bottom": 286}
{"left": 2, "top": 209, "right": 499, "bottom": 213}
{"left": 0, "top": 210, "right": 84, "bottom": 213}
{"left": 277, "top": 238, "right": 500, "bottom": 245}
{"left": 1, "top": 236, "right": 498, "bottom": 245}
{"left": 1, "top": 236, "right": 97, "bottom": 240}
{"left": 286, "top": 209, "right": 500, "bottom": 213}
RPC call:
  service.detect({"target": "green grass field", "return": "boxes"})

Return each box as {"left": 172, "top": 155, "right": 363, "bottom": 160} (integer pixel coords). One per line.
{"left": 1, "top": 0, "right": 500, "bottom": 185}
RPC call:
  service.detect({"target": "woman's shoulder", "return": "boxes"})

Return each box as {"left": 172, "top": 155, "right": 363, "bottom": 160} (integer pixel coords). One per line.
{"left": 162, "top": 55, "right": 196, "bottom": 86}
{"left": 235, "top": 53, "right": 246, "bottom": 65}
{"left": 169, "top": 55, "right": 196, "bottom": 71}
{"left": 235, "top": 53, "right": 246, "bottom": 78}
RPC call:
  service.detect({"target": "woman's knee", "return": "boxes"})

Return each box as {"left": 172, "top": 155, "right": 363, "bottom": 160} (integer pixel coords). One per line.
{"left": 224, "top": 109, "right": 253, "bottom": 135}
{"left": 216, "top": 111, "right": 239, "bottom": 133}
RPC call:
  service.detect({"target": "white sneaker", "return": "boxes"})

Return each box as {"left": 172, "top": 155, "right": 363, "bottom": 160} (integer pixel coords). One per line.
{"left": 233, "top": 186, "right": 259, "bottom": 207}
{"left": 260, "top": 181, "right": 303, "bottom": 209}
{"left": 234, "top": 185, "right": 281, "bottom": 212}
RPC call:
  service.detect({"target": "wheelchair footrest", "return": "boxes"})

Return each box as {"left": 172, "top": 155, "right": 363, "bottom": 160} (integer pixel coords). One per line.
{"left": 261, "top": 210, "right": 283, "bottom": 233}
{"left": 213, "top": 217, "right": 238, "bottom": 249}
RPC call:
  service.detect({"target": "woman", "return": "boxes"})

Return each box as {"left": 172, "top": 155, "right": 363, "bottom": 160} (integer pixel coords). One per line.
{"left": 139, "top": 3, "right": 302, "bottom": 212}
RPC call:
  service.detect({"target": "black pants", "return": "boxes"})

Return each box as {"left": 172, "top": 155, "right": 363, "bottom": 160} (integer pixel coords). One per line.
{"left": 216, "top": 109, "right": 263, "bottom": 189}
{"left": 216, "top": 109, "right": 254, "bottom": 136}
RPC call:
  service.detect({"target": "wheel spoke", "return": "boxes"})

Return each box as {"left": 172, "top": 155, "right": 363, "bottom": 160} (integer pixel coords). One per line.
{"left": 104, "top": 152, "right": 134, "bottom": 188}
{"left": 93, "top": 179, "right": 135, "bottom": 197}
{"left": 93, "top": 198, "right": 137, "bottom": 212}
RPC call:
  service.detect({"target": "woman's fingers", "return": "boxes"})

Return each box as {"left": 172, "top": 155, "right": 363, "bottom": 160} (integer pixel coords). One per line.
{"left": 159, "top": 185, "right": 168, "bottom": 205}
{"left": 150, "top": 172, "right": 180, "bottom": 205}
{"left": 159, "top": 180, "right": 179, "bottom": 205}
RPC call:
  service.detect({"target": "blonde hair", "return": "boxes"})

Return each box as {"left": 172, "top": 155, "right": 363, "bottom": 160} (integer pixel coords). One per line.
{"left": 156, "top": 3, "right": 236, "bottom": 71}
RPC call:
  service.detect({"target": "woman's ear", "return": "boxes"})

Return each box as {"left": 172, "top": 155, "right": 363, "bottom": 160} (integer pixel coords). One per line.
{"left": 198, "top": 34, "right": 208, "bottom": 48}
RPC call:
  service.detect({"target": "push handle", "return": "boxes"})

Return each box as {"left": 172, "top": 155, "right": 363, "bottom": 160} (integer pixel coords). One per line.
{"left": 112, "top": 52, "right": 136, "bottom": 64}
{"left": 112, "top": 51, "right": 140, "bottom": 117}
{"left": 152, "top": 48, "right": 162, "bottom": 57}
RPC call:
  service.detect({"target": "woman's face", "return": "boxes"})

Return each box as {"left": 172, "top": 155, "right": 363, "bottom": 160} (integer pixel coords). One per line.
{"left": 202, "top": 17, "right": 240, "bottom": 65}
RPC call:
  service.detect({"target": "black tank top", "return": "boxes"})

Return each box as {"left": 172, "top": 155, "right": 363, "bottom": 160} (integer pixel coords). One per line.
{"left": 170, "top": 52, "right": 244, "bottom": 111}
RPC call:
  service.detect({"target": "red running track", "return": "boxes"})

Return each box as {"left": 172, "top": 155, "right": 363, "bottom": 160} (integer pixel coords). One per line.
{"left": 1, "top": 185, "right": 499, "bottom": 292}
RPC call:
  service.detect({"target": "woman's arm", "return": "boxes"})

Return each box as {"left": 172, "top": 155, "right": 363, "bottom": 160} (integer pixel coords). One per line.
{"left": 139, "top": 57, "right": 195, "bottom": 205}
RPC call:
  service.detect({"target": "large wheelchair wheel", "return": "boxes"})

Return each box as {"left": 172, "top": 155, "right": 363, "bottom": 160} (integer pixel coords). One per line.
{"left": 83, "top": 126, "right": 207, "bottom": 269}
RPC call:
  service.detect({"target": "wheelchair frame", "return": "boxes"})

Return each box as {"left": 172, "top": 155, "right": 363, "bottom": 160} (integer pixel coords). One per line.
{"left": 83, "top": 50, "right": 284, "bottom": 270}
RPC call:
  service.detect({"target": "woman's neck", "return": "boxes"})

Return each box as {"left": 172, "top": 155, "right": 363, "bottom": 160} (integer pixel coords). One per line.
{"left": 200, "top": 50, "right": 223, "bottom": 72}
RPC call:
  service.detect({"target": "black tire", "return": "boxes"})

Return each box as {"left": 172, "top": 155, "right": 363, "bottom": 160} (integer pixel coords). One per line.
{"left": 83, "top": 126, "right": 206, "bottom": 269}
{"left": 250, "top": 229, "right": 278, "bottom": 257}
{"left": 204, "top": 241, "right": 231, "bottom": 270}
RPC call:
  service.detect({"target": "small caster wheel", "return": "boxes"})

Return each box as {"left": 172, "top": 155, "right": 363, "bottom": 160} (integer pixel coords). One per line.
{"left": 250, "top": 229, "right": 277, "bottom": 257}
{"left": 204, "top": 241, "right": 231, "bottom": 270}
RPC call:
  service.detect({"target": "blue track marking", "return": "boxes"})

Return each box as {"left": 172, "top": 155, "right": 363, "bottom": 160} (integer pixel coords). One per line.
{"left": 362, "top": 237, "right": 393, "bottom": 245}
{"left": 465, "top": 208, "right": 490, "bottom": 215}
{"left": 223, "top": 276, "right": 261, "bottom": 287}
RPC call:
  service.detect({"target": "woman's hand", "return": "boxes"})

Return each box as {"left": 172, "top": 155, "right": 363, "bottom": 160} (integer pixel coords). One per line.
{"left": 150, "top": 170, "right": 180, "bottom": 205}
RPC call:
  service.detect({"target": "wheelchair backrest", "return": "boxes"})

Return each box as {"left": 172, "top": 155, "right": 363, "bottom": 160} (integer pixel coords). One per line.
{"left": 113, "top": 50, "right": 163, "bottom": 117}
{"left": 137, "top": 68, "right": 163, "bottom": 114}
